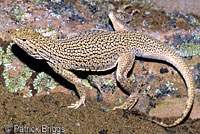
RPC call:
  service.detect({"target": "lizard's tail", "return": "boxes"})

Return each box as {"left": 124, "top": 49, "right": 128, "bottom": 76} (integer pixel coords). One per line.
{"left": 152, "top": 48, "right": 195, "bottom": 127}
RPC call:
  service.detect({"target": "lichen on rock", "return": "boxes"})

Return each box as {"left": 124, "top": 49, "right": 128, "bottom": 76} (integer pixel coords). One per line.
{"left": 33, "top": 72, "right": 58, "bottom": 93}
{"left": 2, "top": 42, "right": 33, "bottom": 92}
{"left": 176, "top": 42, "right": 200, "bottom": 57}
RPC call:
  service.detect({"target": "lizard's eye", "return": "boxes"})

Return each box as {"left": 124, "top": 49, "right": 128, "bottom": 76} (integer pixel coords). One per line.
{"left": 22, "top": 39, "right": 26, "bottom": 41}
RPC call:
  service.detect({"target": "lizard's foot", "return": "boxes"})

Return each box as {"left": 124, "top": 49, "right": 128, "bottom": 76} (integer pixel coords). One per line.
{"left": 67, "top": 96, "right": 86, "bottom": 109}
{"left": 113, "top": 92, "right": 139, "bottom": 110}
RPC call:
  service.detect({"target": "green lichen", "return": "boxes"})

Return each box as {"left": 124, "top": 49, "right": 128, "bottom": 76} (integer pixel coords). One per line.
{"left": 130, "top": 74, "right": 136, "bottom": 82}
{"left": 176, "top": 42, "right": 200, "bottom": 57}
{"left": 194, "top": 34, "right": 200, "bottom": 40}
{"left": 143, "top": 85, "right": 151, "bottom": 94}
{"left": 134, "top": 0, "right": 161, "bottom": 10}
{"left": 2, "top": 42, "right": 33, "bottom": 92}
{"left": 34, "top": 0, "right": 49, "bottom": 6}
{"left": 0, "top": 46, "right": 4, "bottom": 65}
{"left": 1, "top": 42, "right": 60, "bottom": 95}
{"left": 33, "top": 72, "right": 58, "bottom": 93}
{"left": 103, "top": 77, "right": 117, "bottom": 87}
{"left": 154, "top": 80, "right": 178, "bottom": 97}
{"left": 146, "top": 85, "right": 151, "bottom": 91}
{"left": 87, "top": 75, "right": 117, "bottom": 88}
{"left": 82, "top": 79, "right": 93, "bottom": 90}
{"left": 115, "top": 98, "right": 125, "bottom": 105}
{"left": 165, "top": 80, "right": 178, "bottom": 93}
{"left": 144, "top": 80, "right": 178, "bottom": 98}
{"left": 189, "top": 15, "right": 200, "bottom": 26}
{"left": 87, "top": 74, "right": 117, "bottom": 93}
{"left": 35, "top": 25, "right": 53, "bottom": 34}
{"left": 13, "top": 6, "right": 25, "bottom": 21}
{"left": 71, "top": 90, "right": 77, "bottom": 96}
{"left": 51, "top": 0, "right": 62, "bottom": 3}
{"left": 155, "top": 88, "right": 162, "bottom": 95}
{"left": 3, "top": 67, "right": 33, "bottom": 92}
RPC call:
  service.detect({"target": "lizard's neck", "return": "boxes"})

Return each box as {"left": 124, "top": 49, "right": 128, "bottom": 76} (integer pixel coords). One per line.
{"left": 36, "top": 35, "right": 73, "bottom": 63}
{"left": 36, "top": 35, "right": 55, "bottom": 60}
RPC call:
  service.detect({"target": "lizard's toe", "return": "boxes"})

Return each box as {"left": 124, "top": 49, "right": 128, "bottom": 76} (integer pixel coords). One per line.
{"left": 67, "top": 96, "right": 86, "bottom": 109}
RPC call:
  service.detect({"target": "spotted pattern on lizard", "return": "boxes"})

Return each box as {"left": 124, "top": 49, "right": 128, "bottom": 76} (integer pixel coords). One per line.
{"left": 10, "top": 11, "right": 195, "bottom": 128}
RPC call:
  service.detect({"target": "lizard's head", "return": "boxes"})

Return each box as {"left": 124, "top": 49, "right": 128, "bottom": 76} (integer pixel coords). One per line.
{"left": 10, "top": 28, "right": 43, "bottom": 59}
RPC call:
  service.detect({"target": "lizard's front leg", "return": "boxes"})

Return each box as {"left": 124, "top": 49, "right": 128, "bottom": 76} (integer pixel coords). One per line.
{"left": 62, "top": 69, "right": 86, "bottom": 109}
{"left": 48, "top": 62, "right": 86, "bottom": 109}
{"left": 113, "top": 52, "right": 139, "bottom": 110}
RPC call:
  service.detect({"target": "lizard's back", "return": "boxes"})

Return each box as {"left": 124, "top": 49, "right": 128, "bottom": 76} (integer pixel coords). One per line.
{"left": 47, "top": 30, "right": 169, "bottom": 71}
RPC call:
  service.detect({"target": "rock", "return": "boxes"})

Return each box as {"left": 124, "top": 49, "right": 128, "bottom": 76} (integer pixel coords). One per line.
{"left": 149, "top": 96, "right": 200, "bottom": 119}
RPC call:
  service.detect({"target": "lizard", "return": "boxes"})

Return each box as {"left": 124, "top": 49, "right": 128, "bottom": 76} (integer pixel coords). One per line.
{"left": 10, "top": 10, "right": 195, "bottom": 128}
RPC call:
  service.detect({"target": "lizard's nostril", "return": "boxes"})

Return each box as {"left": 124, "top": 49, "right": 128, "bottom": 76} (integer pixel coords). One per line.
{"left": 22, "top": 39, "right": 26, "bottom": 41}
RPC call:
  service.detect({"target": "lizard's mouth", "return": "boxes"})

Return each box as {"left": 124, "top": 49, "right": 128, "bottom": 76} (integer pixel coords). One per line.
{"left": 12, "top": 37, "right": 43, "bottom": 59}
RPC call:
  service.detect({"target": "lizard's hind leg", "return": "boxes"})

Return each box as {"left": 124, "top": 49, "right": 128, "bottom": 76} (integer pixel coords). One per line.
{"left": 113, "top": 52, "right": 139, "bottom": 110}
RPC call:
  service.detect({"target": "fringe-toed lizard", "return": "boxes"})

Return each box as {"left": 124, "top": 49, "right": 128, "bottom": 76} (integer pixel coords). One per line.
{"left": 10, "top": 10, "right": 195, "bottom": 128}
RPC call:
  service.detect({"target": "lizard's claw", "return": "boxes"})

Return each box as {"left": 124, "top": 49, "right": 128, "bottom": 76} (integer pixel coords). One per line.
{"left": 67, "top": 96, "right": 86, "bottom": 109}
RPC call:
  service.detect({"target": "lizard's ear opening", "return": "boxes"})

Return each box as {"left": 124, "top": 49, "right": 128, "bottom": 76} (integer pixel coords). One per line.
{"left": 22, "top": 38, "right": 26, "bottom": 41}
